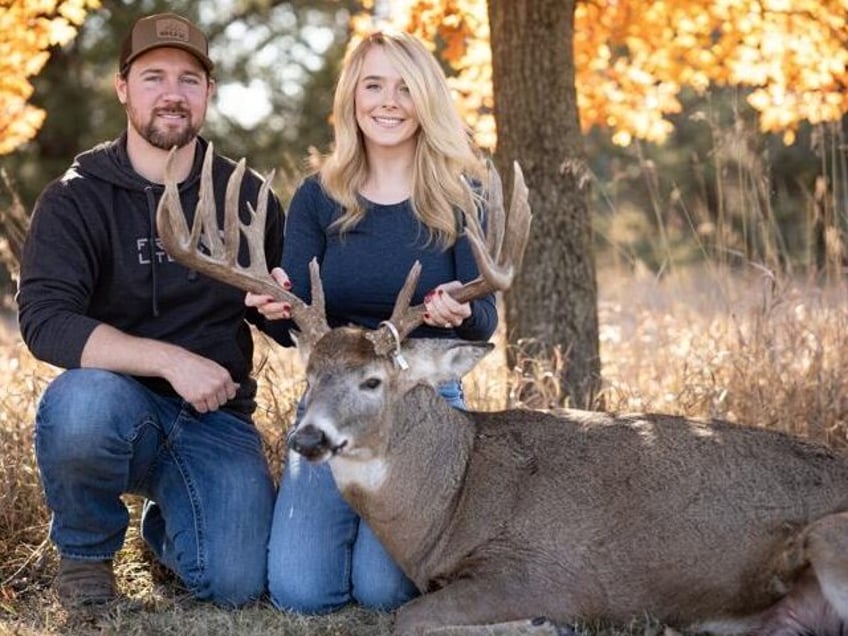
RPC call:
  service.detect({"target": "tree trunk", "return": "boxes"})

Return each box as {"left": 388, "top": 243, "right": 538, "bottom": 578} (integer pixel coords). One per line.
{"left": 487, "top": 0, "right": 600, "bottom": 409}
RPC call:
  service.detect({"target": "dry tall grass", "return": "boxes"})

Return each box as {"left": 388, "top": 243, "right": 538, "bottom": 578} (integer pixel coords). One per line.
{"left": 1, "top": 264, "right": 847, "bottom": 635}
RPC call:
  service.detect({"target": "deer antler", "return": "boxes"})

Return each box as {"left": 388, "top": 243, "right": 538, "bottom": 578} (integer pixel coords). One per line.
{"left": 365, "top": 160, "right": 532, "bottom": 356}
{"left": 155, "top": 143, "right": 330, "bottom": 346}
{"left": 157, "top": 146, "right": 531, "bottom": 359}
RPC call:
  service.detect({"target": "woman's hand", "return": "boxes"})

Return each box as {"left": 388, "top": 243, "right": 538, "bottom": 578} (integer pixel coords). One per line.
{"left": 422, "top": 280, "right": 471, "bottom": 329}
{"left": 244, "top": 267, "right": 293, "bottom": 320}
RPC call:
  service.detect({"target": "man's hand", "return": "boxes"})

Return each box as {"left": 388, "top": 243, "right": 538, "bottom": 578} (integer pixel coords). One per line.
{"left": 162, "top": 350, "right": 238, "bottom": 413}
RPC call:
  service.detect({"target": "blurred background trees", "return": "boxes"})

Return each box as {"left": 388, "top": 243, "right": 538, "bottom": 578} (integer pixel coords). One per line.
{"left": 1, "top": 0, "right": 361, "bottom": 206}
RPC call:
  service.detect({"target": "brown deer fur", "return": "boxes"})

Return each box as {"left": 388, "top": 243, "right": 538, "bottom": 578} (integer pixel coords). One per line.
{"left": 289, "top": 330, "right": 848, "bottom": 636}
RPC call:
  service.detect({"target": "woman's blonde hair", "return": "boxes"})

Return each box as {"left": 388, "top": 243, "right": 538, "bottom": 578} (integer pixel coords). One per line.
{"left": 319, "top": 30, "right": 487, "bottom": 247}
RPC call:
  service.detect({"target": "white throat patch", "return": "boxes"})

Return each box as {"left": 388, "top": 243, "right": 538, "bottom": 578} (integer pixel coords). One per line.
{"left": 331, "top": 456, "right": 389, "bottom": 493}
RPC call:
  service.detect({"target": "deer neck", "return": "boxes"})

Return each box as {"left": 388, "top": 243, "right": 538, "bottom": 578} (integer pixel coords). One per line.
{"left": 334, "top": 383, "right": 476, "bottom": 588}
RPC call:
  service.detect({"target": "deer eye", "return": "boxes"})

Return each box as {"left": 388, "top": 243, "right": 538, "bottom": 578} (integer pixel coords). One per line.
{"left": 361, "top": 377, "right": 382, "bottom": 390}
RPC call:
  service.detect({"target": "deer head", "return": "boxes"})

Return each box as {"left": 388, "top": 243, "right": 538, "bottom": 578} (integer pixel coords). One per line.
{"left": 156, "top": 142, "right": 532, "bottom": 369}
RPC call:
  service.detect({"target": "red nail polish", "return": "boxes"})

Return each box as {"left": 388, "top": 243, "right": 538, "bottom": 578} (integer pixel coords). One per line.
{"left": 283, "top": 280, "right": 292, "bottom": 290}
{"left": 282, "top": 303, "right": 291, "bottom": 312}
{"left": 424, "top": 312, "right": 430, "bottom": 320}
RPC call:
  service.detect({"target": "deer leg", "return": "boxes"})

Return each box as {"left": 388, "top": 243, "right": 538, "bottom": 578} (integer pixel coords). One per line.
{"left": 421, "top": 619, "right": 570, "bottom": 636}
{"left": 752, "top": 568, "right": 843, "bottom": 635}
{"left": 753, "top": 512, "right": 848, "bottom": 636}
{"left": 805, "top": 512, "right": 848, "bottom": 621}
{"left": 392, "top": 576, "right": 574, "bottom": 636}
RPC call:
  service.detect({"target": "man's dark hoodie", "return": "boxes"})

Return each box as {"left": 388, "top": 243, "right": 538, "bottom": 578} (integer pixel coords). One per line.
{"left": 17, "top": 134, "right": 287, "bottom": 418}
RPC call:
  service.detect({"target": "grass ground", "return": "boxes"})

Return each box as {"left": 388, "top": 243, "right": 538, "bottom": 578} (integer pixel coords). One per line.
{"left": 1, "top": 263, "right": 846, "bottom": 635}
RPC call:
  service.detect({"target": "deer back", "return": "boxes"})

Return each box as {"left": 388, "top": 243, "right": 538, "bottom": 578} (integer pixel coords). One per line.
{"left": 430, "top": 407, "right": 848, "bottom": 619}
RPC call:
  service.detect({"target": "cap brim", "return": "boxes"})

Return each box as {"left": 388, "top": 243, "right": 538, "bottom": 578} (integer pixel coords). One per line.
{"left": 124, "top": 43, "right": 214, "bottom": 73}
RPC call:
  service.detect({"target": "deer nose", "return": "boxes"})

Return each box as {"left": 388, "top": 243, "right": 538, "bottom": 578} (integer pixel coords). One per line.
{"left": 289, "top": 424, "right": 330, "bottom": 460}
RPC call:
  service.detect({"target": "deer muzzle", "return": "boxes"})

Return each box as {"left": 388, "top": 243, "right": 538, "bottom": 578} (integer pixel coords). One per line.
{"left": 288, "top": 424, "right": 347, "bottom": 461}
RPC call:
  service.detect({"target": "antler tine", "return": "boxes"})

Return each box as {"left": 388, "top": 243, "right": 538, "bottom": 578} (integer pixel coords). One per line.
{"left": 458, "top": 161, "right": 531, "bottom": 300}
{"left": 155, "top": 144, "right": 330, "bottom": 347}
{"left": 306, "top": 257, "right": 327, "bottom": 325}
{"left": 366, "top": 261, "right": 425, "bottom": 356}
{"left": 221, "top": 156, "right": 246, "bottom": 264}
{"left": 195, "top": 145, "right": 227, "bottom": 260}
{"left": 243, "top": 160, "right": 276, "bottom": 278}
{"left": 479, "top": 160, "right": 504, "bottom": 264}
{"left": 367, "top": 161, "right": 532, "bottom": 358}
{"left": 503, "top": 161, "right": 532, "bottom": 276}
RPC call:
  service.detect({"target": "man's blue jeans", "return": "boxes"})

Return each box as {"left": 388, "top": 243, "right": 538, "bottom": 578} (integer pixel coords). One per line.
{"left": 34, "top": 369, "right": 275, "bottom": 607}
{"left": 267, "top": 380, "right": 465, "bottom": 614}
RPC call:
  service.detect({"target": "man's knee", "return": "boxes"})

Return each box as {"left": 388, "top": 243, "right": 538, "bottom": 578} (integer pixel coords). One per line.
{"left": 39, "top": 369, "right": 140, "bottom": 423}
{"left": 36, "top": 369, "right": 147, "bottom": 456}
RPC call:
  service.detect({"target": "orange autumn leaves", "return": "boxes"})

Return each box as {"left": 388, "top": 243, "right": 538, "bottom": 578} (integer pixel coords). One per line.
{"left": 356, "top": 0, "right": 848, "bottom": 147}
{"left": 6, "top": 1, "right": 846, "bottom": 153}
{"left": 579, "top": 0, "right": 848, "bottom": 145}
{"left": 0, "top": 0, "right": 99, "bottom": 155}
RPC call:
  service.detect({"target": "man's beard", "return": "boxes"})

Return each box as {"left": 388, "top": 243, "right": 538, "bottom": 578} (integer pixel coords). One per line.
{"left": 127, "top": 102, "right": 203, "bottom": 150}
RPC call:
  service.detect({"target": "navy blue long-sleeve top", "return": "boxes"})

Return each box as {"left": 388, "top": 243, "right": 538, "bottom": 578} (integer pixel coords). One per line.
{"left": 278, "top": 175, "right": 498, "bottom": 347}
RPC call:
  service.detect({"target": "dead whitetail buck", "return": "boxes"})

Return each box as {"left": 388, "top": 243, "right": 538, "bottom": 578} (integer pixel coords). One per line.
{"left": 158, "top": 144, "right": 848, "bottom": 636}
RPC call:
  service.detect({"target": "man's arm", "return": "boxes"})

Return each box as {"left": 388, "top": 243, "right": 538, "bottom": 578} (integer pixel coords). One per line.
{"left": 81, "top": 324, "right": 237, "bottom": 413}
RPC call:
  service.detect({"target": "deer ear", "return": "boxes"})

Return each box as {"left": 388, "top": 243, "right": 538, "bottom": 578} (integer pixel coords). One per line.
{"left": 402, "top": 339, "right": 495, "bottom": 385}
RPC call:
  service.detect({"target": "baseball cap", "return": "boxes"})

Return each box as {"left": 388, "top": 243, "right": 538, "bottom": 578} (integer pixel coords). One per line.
{"left": 119, "top": 13, "right": 214, "bottom": 74}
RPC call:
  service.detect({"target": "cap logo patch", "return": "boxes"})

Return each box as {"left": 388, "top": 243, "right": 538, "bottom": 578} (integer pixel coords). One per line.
{"left": 155, "top": 18, "right": 190, "bottom": 42}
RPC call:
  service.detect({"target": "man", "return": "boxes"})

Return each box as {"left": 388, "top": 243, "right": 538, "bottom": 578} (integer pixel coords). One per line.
{"left": 17, "top": 13, "right": 286, "bottom": 608}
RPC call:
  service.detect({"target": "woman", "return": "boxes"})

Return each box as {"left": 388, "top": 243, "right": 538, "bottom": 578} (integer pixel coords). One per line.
{"left": 248, "top": 29, "right": 497, "bottom": 614}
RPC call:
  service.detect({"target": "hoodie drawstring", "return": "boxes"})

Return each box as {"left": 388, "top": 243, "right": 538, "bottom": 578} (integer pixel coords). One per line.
{"left": 144, "top": 186, "right": 160, "bottom": 318}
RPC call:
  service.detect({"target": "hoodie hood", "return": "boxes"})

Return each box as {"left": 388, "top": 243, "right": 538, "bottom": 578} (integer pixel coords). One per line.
{"left": 71, "top": 132, "right": 205, "bottom": 192}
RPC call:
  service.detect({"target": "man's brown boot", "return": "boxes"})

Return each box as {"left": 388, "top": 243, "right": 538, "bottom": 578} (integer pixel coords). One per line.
{"left": 55, "top": 557, "right": 118, "bottom": 606}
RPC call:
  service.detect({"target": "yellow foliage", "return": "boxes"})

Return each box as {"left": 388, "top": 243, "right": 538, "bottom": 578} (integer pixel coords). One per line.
{"left": 354, "top": 0, "right": 848, "bottom": 147}
{"left": 0, "top": 0, "right": 100, "bottom": 156}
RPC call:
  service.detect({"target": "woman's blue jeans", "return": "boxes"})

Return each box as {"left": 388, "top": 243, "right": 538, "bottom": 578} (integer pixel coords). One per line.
{"left": 34, "top": 369, "right": 275, "bottom": 607}
{"left": 267, "top": 379, "right": 465, "bottom": 614}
